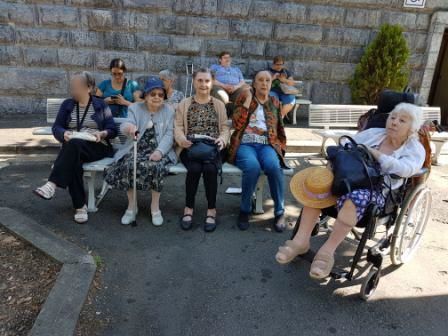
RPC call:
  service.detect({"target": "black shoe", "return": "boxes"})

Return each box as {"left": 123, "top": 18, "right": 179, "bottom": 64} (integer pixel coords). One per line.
{"left": 273, "top": 214, "right": 286, "bottom": 233}
{"left": 204, "top": 216, "right": 217, "bottom": 233}
{"left": 238, "top": 212, "right": 250, "bottom": 231}
{"left": 180, "top": 214, "right": 193, "bottom": 231}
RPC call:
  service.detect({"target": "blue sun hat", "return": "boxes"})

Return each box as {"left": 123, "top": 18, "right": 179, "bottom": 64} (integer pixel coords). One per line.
{"left": 143, "top": 76, "right": 166, "bottom": 97}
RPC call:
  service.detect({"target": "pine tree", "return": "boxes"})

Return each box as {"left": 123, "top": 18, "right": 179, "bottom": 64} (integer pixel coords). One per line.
{"left": 350, "top": 24, "right": 410, "bottom": 105}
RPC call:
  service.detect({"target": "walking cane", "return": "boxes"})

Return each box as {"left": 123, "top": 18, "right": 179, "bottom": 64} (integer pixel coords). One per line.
{"left": 131, "top": 130, "right": 139, "bottom": 227}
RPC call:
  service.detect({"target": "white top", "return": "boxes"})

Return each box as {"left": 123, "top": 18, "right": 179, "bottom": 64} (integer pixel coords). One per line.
{"left": 352, "top": 128, "right": 426, "bottom": 190}
{"left": 248, "top": 104, "right": 267, "bottom": 131}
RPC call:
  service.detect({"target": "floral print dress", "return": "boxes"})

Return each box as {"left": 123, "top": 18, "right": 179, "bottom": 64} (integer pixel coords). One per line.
{"left": 104, "top": 126, "right": 171, "bottom": 192}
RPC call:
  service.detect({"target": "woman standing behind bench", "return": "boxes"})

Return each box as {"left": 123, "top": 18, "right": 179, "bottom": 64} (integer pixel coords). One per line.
{"left": 33, "top": 71, "right": 118, "bottom": 224}
{"left": 175, "top": 68, "right": 230, "bottom": 232}
{"left": 96, "top": 58, "right": 141, "bottom": 118}
{"left": 104, "top": 77, "right": 177, "bottom": 226}
{"left": 228, "top": 70, "right": 287, "bottom": 232}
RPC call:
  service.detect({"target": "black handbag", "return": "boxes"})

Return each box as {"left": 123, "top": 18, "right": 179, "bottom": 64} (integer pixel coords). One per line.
{"left": 326, "top": 136, "right": 383, "bottom": 198}
{"left": 187, "top": 137, "right": 223, "bottom": 183}
{"left": 187, "top": 138, "right": 219, "bottom": 162}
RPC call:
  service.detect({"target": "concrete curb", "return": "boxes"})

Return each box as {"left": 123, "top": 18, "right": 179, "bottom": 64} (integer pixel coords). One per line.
{"left": 0, "top": 207, "right": 96, "bottom": 336}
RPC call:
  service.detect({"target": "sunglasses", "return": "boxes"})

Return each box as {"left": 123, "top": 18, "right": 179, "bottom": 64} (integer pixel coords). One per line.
{"left": 149, "top": 92, "right": 165, "bottom": 98}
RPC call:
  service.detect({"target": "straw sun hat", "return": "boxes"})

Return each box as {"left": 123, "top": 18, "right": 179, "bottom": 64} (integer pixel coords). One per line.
{"left": 290, "top": 167, "right": 337, "bottom": 209}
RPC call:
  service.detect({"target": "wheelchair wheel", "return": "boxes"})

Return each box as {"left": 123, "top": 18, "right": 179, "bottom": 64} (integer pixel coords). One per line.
{"left": 360, "top": 266, "right": 381, "bottom": 301}
{"left": 390, "top": 184, "right": 432, "bottom": 265}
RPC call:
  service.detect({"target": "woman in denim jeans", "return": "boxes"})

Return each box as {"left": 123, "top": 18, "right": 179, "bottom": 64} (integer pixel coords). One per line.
{"left": 227, "top": 70, "right": 287, "bottom": 232}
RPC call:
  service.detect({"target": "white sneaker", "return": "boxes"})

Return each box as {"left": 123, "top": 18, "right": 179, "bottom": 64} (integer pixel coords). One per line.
{"left": 121, "top": 209, "right": 138, "bottom": 225}
{"left": 74, "top": 205, "right": 88, "bottom": 224}
{"left": 151, "top": 210, "right": 163, "bottom": 226}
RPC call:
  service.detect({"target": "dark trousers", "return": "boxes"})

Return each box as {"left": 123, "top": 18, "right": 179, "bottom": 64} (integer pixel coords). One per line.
{"left": 49, "top": 139, "right": 113, "bottom": 209}
{"left": 180, "top": 149, "right": 219, "bottom": 210}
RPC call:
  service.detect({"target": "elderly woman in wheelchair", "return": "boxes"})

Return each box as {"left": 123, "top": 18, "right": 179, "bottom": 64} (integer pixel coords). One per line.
{"left": 276, "top": 103, "right": 427, "bottom": 280}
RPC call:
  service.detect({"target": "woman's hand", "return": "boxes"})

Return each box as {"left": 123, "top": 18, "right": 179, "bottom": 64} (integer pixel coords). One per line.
{"left": 367, "top": 147, "right": 382, "bottom": 160}
{"left": 104, "top": 97, "right": 114, "bottom": 104}
{"left": 114, "top": 94, "right": 130, "bottom": 106}
{"left": 215, "top": 138, "right": 225, "bottom": 150}
{"left": 123, "top": 124, "right": 137, "bottom": 137}
{"left": 94, "top": 130, "right": 107, "bottom": 142}
{"left": 180, "top": 138, "right": 193, "bottom": 148}
{"left": 149, "top": 150, "right": 162, "bottom": 162}
{"left": 63, "top": 131, "right": 72, "bottom": 142}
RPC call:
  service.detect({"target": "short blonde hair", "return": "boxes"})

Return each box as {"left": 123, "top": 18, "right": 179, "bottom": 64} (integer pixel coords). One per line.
{"left": 389, "top": 102, "right": 423, "bottom": 134}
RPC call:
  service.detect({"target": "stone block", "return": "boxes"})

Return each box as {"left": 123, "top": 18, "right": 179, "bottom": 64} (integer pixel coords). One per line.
{"left": 0, "top": 96, "right": 46, "bottom": 115}
{"left": 103, "top": 32, "right": 136, "bottom": 50}
{"left": 205, "top": 39, "right": 241, "bottom": 57}
{"left": 307, "top": 5, "right": 345, "bottom": 26}
{"left": 68, "top": 0, "right": 116, "bottom": 7}
{"left": 38, "top": 5, "right": 79, "bottom": 28}
{"left": 157, "top": 16, "right": 188, "bottom": 35}
{"left": 171, "top": 37, "right": 202, "bottom": 55}
{"left": 0, "top": 67, "right": 68, "bottom": 96}
{"left": 136, "top": 34, "right": 170, "bottom": 52}
{"left": 96, "top": 51, "right": 145, "bottom": 71}
{"left": 330, "top": 63, "right": 356, "bottom": 82}
{"left": 0, "top": 46, "right": 22, "bottom": 66}
{"left": 23, "top": 47, "right": 58, "bottom": 67}
{"left": 58, "top": 48, "right": 94, "bottom": 68}
{"left": 16, "top": 27, "right": 70, "bottom": 47}
{"left": 122, "top": 0, "right": 173, "bottom": 12}
{"left": 381, "top": 11, "right": 417, "bottom": 31}
{"left": 0, "top": 25, "right": 15, "bottom": 44}
{"left": 188, "top": 17, "right": 229, "bottom": 38}
{"left": 247, "top": 60, "right": 269, "bottom": 77}
{"left": 252, "top": 1, "right": 306, "bottom": 24}
{"left": 310, "top": 82, "right": 345, "bottom": 104}
{"left": 345, "top": 9, "right": 381, "bottom": 28}
{"left": 115, "top": 11, "right": 156, "bottom": 32}
{"left": 275, "top": 24, "right": 322, "bottom": 43}
{"left": 303, "top": 62, "right": 331, "bottom": 81}
{"left": 174, "top": 0, "right": 202, "bottom": 14}
{"left": 230, "top": 20, "right": 273, "bottom": 40}
{"left": 242, "top": 41, "right": 265, "bottom": 57}
{"left": 86, "top": 9, "right": 113, "bottom": 31}
{"left": 323, "top": 27, "right": 371, "bottom": 47}
{"left": 146, "top": 54, "right": 189, "bottom": 73}
{"left": 219, "top": 0, "right": 251, "bottom": 18}
{"left": 71, "top": 30, "right": 103, "bottom": 48}
{"left": 416, "top": 14, "right": 430, "bottom": 31}
{"left": 0, "top": 2, "right": 35, "bottom": 26}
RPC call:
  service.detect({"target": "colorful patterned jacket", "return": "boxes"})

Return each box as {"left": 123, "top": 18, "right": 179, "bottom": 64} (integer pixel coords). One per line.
{"left": 227, "top": 90, "right": 287, "bottom": 167}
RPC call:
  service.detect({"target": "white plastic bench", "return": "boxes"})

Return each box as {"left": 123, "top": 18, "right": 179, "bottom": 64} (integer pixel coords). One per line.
{"left": 309, "top": 104, "right": 444, "bottom": 160}
{"left": 34, "top": 98, "right": 294, "bottom": 213}
{"left": 89, "top": 161, "right": 294, "bottom": 214}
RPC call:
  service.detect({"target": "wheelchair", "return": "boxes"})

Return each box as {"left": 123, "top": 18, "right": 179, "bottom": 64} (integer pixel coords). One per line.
{"left": 290, "top": 169, "right": 432, "bottom": 300}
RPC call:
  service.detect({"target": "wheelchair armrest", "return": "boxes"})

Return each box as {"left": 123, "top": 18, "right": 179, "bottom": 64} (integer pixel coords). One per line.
{"left": 389, "top": 168, "right": 428, "bottom": 180}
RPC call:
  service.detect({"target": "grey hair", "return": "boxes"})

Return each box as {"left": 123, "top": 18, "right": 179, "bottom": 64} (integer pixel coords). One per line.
{"left": 389, "top": 102, "right": 423, "bottom": 135}
{"left": 72, "top": 71, "right": 96, "bottom": 91}
{"left": 159, "top": 69, "right": 176, "bottom": 81}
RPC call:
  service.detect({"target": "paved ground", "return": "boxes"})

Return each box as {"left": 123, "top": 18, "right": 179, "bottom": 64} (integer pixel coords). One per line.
{"left": 1, "top": 156, "right": 448, "bottom": 336}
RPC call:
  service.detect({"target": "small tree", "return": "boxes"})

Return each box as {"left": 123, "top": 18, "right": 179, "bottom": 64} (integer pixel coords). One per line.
{"left": 350, "top": 24, "right": 410, "bottom": 105}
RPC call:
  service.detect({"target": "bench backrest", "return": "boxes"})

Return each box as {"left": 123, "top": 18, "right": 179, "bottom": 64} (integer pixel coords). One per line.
{"left": 309, "top": 104, "right": 441, "bottom": 128}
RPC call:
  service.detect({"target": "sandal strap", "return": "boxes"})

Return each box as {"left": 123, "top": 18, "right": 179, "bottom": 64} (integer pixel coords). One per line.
{"left": 37, "top": 183, "right": 55, "bottom": 197}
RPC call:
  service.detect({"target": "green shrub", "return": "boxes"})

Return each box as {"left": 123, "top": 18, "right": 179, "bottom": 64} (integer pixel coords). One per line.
{"left": 350, "top": 24, "right": 410, "bottom": 105}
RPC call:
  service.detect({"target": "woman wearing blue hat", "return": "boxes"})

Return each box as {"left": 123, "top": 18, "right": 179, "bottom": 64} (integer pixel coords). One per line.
{"left": 104, "top": 77, "right": 177, "bottom": 226}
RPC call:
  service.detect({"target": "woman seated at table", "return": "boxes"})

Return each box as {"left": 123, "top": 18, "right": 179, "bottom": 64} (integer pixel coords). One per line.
{"left": 227, "top": 70, "right": 287, "bottom": 232}
{"left": 175, "top": 68, "right": 230, "bottom": 232}
{"left": 276, "top": 103, "right": 426, "bottom": 279}
{"left": 96, "top": 58, "right": 141, "bottom": 117}
{"left": 33, "top": 71, "right": 118, "bottom": 224}
{"left": 159, "top": 69, "right": 185, "bottom": 108}
{"left": 104, "top": 77, "right": 177, "bottom": 226}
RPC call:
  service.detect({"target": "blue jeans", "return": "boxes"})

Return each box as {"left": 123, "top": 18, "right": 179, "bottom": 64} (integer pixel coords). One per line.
{"left": 269, "top": 89, "right": 296, "bottom": 105}
{"left": 235, "top": 143, "right": 285, "bottom": 216}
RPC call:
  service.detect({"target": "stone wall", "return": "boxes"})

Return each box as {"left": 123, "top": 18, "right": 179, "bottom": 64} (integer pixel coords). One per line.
{"left": 1, "top": 0, "right": 447, "bottom": 114}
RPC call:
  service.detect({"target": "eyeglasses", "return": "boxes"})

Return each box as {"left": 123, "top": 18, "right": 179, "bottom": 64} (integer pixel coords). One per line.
{"left": 111, "top": 72, "right": 124, "bottom": 77}
{"left": 274, "top": 63, "right": 284, "bottom": 66}
{"left": 149, "top": 92, "right": 165, "bottom": 98}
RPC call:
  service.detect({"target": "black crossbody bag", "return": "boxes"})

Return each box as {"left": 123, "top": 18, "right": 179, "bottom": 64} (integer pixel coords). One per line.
{"left": 326, "top": 136, "right": 383, "bottom": 200}
{"left": 187, "top": 137, "right": 223, "bottom": 183}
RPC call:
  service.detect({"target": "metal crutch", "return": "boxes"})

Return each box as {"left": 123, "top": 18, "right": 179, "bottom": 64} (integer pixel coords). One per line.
{"left": 185, "top": 62, "right": 194, "bottom": 97}
{"left": 131, "top": 130, "right": 139, "bottom": 227}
